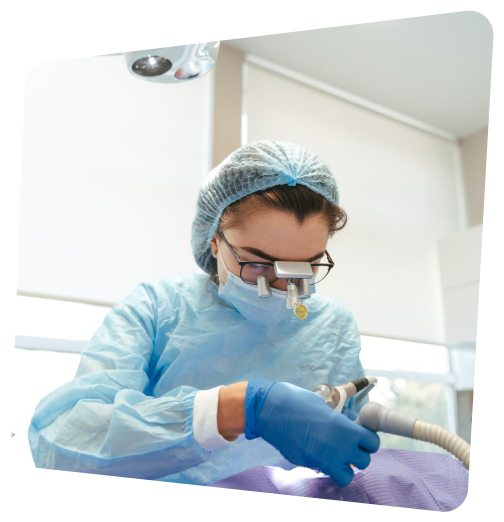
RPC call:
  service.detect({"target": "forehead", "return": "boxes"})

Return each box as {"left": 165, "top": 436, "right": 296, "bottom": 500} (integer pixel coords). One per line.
{"left": 224, "top": 210, "right": 329, "bottom": 261}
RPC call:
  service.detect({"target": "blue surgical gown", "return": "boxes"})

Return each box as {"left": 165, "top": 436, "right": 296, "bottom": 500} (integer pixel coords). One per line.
{"left": 29, "top": 273, "right": 368, "bottom": 485}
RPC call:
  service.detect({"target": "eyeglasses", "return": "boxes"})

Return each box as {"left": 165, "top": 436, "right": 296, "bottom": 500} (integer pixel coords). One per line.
{"left": 218, "top": 232, "right": 334, "bottom": 286}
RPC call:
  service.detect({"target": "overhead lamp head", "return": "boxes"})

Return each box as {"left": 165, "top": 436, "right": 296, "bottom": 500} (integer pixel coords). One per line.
{"left": 124, "top": 42, "right": 220, "bottom": 83}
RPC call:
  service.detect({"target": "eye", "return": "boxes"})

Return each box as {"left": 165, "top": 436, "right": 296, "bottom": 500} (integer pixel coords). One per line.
{"left": 249, "top": 263, "right": 269, "bottom": 272}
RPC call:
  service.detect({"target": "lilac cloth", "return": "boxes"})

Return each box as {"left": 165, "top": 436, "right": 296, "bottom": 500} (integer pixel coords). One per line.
{"left": 210, "top": 448, "right": 468, "bottom": 511}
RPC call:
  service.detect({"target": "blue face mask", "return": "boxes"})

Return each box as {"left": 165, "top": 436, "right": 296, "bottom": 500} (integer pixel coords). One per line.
{"left": 217, "top": 247, "right": 291, "bottom": 326}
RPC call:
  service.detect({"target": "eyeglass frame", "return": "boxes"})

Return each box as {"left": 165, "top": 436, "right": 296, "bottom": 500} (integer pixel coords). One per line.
{"left": 217, "top": 231, "right": 334, "bottom": 286}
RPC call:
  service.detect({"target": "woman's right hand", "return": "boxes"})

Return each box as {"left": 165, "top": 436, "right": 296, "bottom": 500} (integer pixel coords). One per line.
{"left": 244, "top": 379, "right": 380, "bottom": 487}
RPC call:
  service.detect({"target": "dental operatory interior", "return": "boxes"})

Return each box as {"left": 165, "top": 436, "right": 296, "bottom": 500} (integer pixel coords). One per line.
{"left": 12, "top": 11, "right": 491, "bottom": 508}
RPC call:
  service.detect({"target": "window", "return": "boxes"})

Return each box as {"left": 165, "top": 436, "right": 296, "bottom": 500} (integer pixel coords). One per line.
{"left": 14, "top": 297, "right": 467, "bottom": 455}
{"left": 15, "top": 295, "right": 110, "bottom": 351}
{"left": 360, "top": 335, "right": 458, "bottom": 453}
{"left": 367, "top": 378, "right": 453, "bottom": 454}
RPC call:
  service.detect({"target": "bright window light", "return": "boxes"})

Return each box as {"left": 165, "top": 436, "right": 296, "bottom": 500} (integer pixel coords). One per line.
{"left": 360, "top": 335, "right": 450, "bottom": 374}
{"left": 13, "top": 296, "right": 462, "bottom": 453}
{"left": 368, "top": 378, "right": 453, "bottom": 454}
{"left": 16, "top": 296, "right": 110, "bottom": 341}
{"left": 11, "top": 348, "right": 81, "bottom": 436}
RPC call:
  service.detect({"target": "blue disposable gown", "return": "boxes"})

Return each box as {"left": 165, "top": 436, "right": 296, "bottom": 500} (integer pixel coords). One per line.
{"left": 29, "top": 273, "right": 368, "bottom": 485}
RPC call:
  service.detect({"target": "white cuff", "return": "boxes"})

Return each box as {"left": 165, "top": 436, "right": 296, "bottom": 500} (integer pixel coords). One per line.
{"left": 193, "top": 386, "right": 239, "bottom": 451}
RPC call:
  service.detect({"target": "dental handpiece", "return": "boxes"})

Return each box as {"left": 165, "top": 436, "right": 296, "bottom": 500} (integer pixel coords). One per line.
{"left": 312, "top": 378, "right": 471, "bottom": 470}
{"left": 311, "top": 377, "right": 378, "bottom": 412}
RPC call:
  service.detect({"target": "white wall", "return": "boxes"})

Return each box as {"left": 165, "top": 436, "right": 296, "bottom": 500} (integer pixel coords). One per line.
{"left": 437, "top": 224, "right": 482, "bottom": 347}
{"left": 18, "top": 54, "right": 471, "bottom": 345}
{"left": 19, "top": 55, "right": 212, "bottom": 304}
{"left": 459, "top": 127, "right": 488, "bottom": 227}
{"left": 212, "top": 44, "right": 243, "bottom": 168}
{"left": 246, "top": 63, "right": 461, "bottom": 344}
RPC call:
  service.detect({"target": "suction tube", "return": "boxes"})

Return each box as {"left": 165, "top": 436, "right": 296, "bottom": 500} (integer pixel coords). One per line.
{"left": 357, "top": 402, "right": 471, "bottom": 470}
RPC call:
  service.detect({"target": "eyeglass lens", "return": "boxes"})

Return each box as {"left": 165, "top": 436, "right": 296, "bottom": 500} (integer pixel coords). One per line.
{"left": 240, "top": 263, "right": 330, "bottom": 285}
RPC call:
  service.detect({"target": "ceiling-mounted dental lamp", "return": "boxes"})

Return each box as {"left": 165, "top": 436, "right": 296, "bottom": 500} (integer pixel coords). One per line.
{"left": 123, "top": 42, "right": 220, "bottom": 83}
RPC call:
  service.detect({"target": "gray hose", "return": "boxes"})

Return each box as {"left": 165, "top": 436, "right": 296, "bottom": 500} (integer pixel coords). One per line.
{"left": 413, "top": 419, "right": 470, "bottom": 469}
{"left": 357, "top": 402, "right": 470, "bottom": 470}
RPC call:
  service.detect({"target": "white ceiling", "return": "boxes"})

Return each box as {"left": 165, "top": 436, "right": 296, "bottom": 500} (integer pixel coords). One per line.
{"left": 224, "top": 11, "right": 492, "bottom": 139}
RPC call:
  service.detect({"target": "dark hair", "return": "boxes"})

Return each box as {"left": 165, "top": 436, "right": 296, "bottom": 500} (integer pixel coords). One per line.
{"left": 207, "top": 184, "right": 347, "bottom": 283}
{"left": 219, "top": 184, "right": 346, "bottom": 235}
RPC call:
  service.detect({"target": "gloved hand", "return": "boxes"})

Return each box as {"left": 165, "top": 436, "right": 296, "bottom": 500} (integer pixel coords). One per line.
{"left": 245, "top": 379, "right": 380, "bottom": 487}
{"left": 341, "top": 406, "right": 359, "bottom": 422}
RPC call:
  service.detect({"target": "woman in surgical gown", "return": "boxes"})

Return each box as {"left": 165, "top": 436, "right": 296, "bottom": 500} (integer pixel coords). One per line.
{"left": 29, "top": 140, "right": 379, "bottom": 487}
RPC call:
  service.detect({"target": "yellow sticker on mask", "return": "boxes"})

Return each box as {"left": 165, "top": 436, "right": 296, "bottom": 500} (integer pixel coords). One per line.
{"left": 294, "top": 304, "right": 308, "bottom": 320}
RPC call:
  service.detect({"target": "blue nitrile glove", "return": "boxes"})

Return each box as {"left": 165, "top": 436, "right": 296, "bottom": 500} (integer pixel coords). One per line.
{"left": 341, "top": 406, "right": 359, "bottom": 421}
{"left": 245, "top": 379, "right": 380, "bottom": 487}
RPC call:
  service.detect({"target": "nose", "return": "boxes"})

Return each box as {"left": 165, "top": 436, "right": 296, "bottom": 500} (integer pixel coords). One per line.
{"left": 270, "top": 279, "right": 287, "bottom": 291}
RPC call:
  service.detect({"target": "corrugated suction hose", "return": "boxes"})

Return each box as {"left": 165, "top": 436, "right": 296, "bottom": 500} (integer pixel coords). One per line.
{"left": 413, "top": 419, "right": 470, "bottom": 469}
{"left": 357, "top": 402, "right": 470, "bottom": 470}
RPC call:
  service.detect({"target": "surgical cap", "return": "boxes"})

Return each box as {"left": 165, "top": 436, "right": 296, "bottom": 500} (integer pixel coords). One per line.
{"left": 191, "top": 140, "right": 339, "bottom": 274}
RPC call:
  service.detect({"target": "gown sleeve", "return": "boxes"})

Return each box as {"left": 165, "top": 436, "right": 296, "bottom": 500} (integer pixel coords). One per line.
{"left": 28, "top": 282, "right": 211, "bottom": 480}
{"left": 332, "top": 302, "right": 370, "bottom": 414}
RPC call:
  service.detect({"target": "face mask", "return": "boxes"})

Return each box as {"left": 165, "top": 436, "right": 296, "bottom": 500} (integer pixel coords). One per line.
{"left": 217, "top": 246, "right": 291, "bottom": 326}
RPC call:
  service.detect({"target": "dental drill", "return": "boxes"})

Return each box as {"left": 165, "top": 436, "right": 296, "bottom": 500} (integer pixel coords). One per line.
{"left": 312, "top": 378, "right": 471, "bottom": 470}
{"left": 257, "top": 261, "right": 313, "bottom": 320}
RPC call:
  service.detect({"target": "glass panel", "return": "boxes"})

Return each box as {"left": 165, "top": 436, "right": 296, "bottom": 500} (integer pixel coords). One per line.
{"left": 456, "top": 390, "right": 473, "bottom": 443}
{"left": 368, "top": 378, "right": 452, "bottom": 454}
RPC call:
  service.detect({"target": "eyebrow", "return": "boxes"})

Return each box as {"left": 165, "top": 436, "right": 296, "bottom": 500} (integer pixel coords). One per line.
{"left": 239, "top": 246, "right": 326, "bottom": 263}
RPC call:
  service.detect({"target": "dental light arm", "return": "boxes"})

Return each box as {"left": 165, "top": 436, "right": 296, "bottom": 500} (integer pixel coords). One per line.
{"left": 312, "top": 377, "right": 471, "bottom": 470}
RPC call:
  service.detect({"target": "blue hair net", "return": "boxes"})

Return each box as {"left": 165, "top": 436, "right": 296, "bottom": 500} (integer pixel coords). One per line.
{"left": 191, "top": 140, "right": 339, "bottom": 274}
